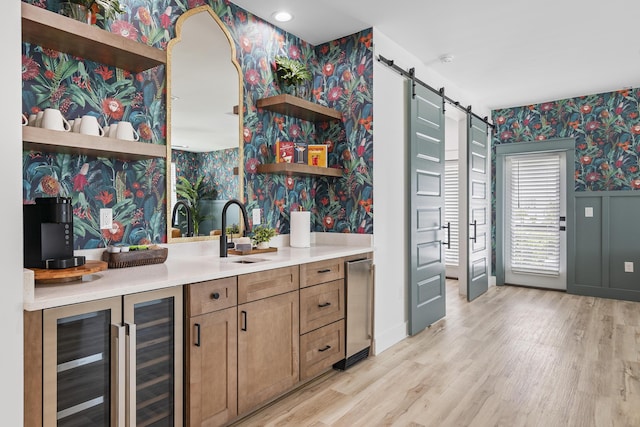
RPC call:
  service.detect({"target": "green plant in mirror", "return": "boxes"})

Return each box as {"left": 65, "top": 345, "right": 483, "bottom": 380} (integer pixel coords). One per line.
{"left": 176, "top": 176, "right": 217, "bottom": 236}
{"left": 251, "top": 225, "right": 276, "bottom": 245}
{"left": 275, "top": 56, "right": 312, "bottom": 96}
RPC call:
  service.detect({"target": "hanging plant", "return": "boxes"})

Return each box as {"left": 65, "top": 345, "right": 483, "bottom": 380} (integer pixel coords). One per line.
{"left": 63, "top": 0, "right": 125, "bottom": 22}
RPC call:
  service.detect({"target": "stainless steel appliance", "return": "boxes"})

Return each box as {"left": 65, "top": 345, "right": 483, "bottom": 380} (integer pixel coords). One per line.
{"left": 23, "top": 196, "right": 85, "bottom": 269}
{"left": 334, "top": 258, "right": 374, "bottom": 370}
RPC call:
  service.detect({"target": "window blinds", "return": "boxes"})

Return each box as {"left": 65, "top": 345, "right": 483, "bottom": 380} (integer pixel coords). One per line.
{"left": 507, "top": 154, "right": 561, "bottom": 275}
{"left": 444, "top": 160, "right": 459, "bottom": 266}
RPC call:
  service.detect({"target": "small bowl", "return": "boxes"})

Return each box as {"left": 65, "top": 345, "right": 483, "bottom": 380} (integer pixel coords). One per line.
{"left": 119, "top": 246, "right": 130, "bottom": 253}
{"left": 107, "top": 245, "right": 121, "bottom": 253}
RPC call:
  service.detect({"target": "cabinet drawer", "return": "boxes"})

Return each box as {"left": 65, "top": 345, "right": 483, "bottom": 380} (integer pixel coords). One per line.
{"left": 300, "top": 257, "right": 344, "bottom": 288}
{"left": 187, "top": 277, "right": 237, "bottom": 317}
{"left": 300, "top": 279, "right": 344, "bottom": 334}
{"left": 300, "top": 320, "right": 345, "bottom": 381}
{"left": 238, "top": 265, "right": 299, "bottom": 304}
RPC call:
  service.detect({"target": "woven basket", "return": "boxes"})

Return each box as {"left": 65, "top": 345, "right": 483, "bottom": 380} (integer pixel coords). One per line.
{"left": 102, "top": 245, "right": 168, "bottom": 269}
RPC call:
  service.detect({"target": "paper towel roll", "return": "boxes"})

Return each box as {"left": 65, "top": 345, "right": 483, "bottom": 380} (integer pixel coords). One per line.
{"left": 290, "top": 211, "right": 310, "bottom": 247}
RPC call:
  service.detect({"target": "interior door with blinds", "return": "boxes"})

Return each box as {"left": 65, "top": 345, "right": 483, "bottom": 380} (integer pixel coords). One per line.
{"left": 408, "top": 82, "right": 446, "bottom": 335}
{"left": 504, "top": 152, "right": 567, "bottom": 289}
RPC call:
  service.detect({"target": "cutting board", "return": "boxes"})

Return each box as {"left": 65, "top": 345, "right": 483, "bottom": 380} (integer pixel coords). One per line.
{"left": 30, "top": 260, "right": 108, "bottom": 284}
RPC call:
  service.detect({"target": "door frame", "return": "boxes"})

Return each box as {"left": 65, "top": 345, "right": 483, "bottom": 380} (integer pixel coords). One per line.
{"left": 495, "top": 138, "right": 575, "bottom": 287}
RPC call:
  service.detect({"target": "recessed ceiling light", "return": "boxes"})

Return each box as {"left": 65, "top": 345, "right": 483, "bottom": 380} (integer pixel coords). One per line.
{"left": 439, "top": 54, "right": 454, "bottom": 64}
{"left": 272, "top": 11, "right": 293, "bottom": 22}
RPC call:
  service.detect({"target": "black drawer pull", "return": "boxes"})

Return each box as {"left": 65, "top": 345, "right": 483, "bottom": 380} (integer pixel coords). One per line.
{"left": 318, "top": 345, "right": 331, "bottom": 352}
{"left": 211, "top": 292, "right": 220, "bottom": 300}
{"left": 194, "top": 323, "right": 201, "bottom": 347}
{"left": 318, "top": 269, "right": 331, "bottom": 273}
{"left": 241, "top": 310, "right": 247, "bottom": 331}
{"left": 318, "top": 302, "right": 331, "bottom": 308}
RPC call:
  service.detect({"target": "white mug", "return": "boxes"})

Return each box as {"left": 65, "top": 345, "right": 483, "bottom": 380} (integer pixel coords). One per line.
{"left": 115, "top": 121, "right": 139, "bottom": 141}
{"left": 21, "top": 114, "right": 28, "bottom": 126}
{"left": 41, "top": 108, "right": 71, "bottom": 131}
{"left": 79, "top": 115, "right": 104, "bottom": 136}
{"left": 71, "top": 117, "right": 83, "bottom": 133}
{"left": 34, "top": 111, "right": 44, "bottom": 128}
{"left": 28, "top": 114, "right": 38, "bottom": 127}
{"left": 107, "top": 123, "right": 119, "bottom": 138}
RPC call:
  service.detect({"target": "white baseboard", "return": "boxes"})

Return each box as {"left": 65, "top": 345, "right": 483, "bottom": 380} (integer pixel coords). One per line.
{"left": 373, "top": 321, "right": 408, "bottom": 355}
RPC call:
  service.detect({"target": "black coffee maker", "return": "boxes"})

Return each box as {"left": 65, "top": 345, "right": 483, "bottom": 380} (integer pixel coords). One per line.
{"left": 23, "top": 197, "right": 86, "bottom": 269}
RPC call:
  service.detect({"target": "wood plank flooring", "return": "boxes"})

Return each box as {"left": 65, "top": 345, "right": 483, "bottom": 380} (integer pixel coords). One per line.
{"left": 232, "top": 281, "right": 640, "bottom": 426}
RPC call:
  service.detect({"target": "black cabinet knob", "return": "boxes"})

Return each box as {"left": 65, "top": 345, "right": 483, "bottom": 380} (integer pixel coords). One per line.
{"left": 212, "top": 292, "right": 220, "bottom": 300}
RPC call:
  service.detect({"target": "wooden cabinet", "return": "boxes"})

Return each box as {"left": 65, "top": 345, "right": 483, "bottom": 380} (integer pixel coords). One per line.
{"left": 25, "top": 287, "right": 183, "bottom": 427}
{"left": 186, "top": 277, "right": 238, "bottom": 426}
{"left": 299, "top": 258, "right": 347, "bottom": 381}
{"left": 237, "top": 267, "right": 300, "bottom": 414}
{"left": 20, "top": 3, "right": 167, "bottom": 161}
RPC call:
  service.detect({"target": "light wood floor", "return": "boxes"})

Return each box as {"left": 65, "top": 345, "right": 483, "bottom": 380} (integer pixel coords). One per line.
{"left": 233, "top": 281, "right": 640, "bottom": 427}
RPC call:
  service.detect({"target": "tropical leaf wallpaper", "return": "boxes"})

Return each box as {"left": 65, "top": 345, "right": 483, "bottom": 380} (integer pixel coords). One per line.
{"left": 172, "top": 148, "right": 238, "bottom": 200}
{"left": 491, "top": 87, "right": 640, "bottom": 270}
{"left": 21, "top": 0, "right": 374, "bottom": 249}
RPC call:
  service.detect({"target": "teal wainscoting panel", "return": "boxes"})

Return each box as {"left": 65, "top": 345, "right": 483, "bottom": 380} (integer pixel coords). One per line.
{"left": 608, "top": 197, "right": 640, "bottom": 291}
{"left": 574, "top": 197, "right": 602, "bottom": 287}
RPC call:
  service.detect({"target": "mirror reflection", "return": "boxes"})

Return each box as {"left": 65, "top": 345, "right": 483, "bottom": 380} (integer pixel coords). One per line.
{"left": 167, "top": 7, "right": 243, "bottom": 241}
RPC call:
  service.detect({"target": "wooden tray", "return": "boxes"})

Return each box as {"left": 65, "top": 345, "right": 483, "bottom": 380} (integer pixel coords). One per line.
{"left": 31, "top": 260, "right": 108, "bottom": 284}
{"left": 228, "top": 247, "right": 277, "bottom": 256}
{"left": 102, "top": 245, "right": 168, "bottom": 268}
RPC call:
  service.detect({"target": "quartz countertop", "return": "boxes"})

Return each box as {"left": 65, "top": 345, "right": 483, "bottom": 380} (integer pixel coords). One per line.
{"left": 23, "top": 233, "right": 373, "bottom": 311}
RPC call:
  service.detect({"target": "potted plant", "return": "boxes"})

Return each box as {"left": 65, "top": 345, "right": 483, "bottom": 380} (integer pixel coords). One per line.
{"left": 176, "top": 176, "right": 217, "bottom": 236}
{"left": 63, "top": 0, "right": 124, "bottom": 23}
{"left": 274, "top": 56, "right": 312, "bottom": 97}
{"left": 251, "top": 225, "right": 276, "bottom": 249}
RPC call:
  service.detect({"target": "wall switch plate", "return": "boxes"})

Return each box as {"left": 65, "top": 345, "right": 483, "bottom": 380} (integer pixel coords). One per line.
{"left": 625, "top": 262, "right": 634, "bottom": 273}
{"left": 100, "top": 208, "right": 113, "bottom": 230}
{"left": 252, "top": 208, "right": 261, "bottom": 225}
{"left": 585, "top": 207, "right": 594, "bottom": 217}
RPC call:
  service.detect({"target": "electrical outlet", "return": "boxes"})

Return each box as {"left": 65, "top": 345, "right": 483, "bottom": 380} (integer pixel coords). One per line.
{"left": 585, "top": 207, "right": 594, "bottom": 218}
{"left": 100, "top": 208, "right": 113, "bottom": 230}
{"left": 252, "top": 208, "right": 261, "bottom": 225}
{"left": 624, "top": 262, "right": 634, "bottom": 273}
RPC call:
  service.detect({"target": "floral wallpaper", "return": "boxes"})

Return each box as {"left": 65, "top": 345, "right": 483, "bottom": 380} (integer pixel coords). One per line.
{"left": 491, "top": 87, "right": 640, "bottom": 270}
{"left": 172, "top": 148, "right": 238, "bottom": 200}
{"left": 21, "top": 0, "right": 373, "bottom": 249}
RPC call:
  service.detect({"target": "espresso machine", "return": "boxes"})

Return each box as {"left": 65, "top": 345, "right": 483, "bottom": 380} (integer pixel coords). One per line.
{"left": 23, "top": 197, "right": 86, "bottom": 269}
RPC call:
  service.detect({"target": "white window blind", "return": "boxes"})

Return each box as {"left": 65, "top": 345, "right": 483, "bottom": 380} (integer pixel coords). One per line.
{"left": 444, "top": 160, "right": 459, "bottom": 266}
{"left": 507, "top": 154, "right": 560, "bottom": 275}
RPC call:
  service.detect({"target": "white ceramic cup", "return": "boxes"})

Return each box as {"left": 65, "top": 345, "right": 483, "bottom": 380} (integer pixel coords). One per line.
{"left": 21, "top": 114, "right": 28, "bottom": 126}
{"left": 28, "top": 114, "right": 37, "bottom": 127}
{"left": 107, "top": 123, "right": 119, "bottom": 138}
{"left": 71, "top": 117, "right": 83, "bottom": 133}
{"left": 115, "top": 121, "right": 139, "bottom": 141}
{"left": 34, "top": 111, "right": 45, "bottom": 128}
{"left": 41, "top": 108, "right": 71, "bottom": 131}
{"left": 79, "top": 115, "right": 104, "bottom": 136}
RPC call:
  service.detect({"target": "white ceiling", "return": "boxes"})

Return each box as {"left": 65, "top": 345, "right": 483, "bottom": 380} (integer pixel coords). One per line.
{"left": 231, "top": 0, "right": 640, "bottom": 110}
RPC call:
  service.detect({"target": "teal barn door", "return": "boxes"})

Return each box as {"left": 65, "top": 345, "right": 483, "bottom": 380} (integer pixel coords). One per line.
{"left": 408, "top": 83, "right": 446, "bottom": 335}
{"left": 467, "top": 115, "right": 489, "bottom": 301}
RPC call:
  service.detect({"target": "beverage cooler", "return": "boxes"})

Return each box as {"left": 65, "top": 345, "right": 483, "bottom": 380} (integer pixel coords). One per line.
{"left": 41, "top": 287, "right": 182, "bottom": 426}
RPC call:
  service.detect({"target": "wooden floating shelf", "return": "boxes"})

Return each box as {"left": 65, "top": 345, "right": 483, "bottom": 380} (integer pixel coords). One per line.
{"left": 23, "top": 127, "right": 167, "bottom": 161}
{"left": 256, "top": 95, "right": 342, "bottom": 122}
{"left": 256, "top": 163, "right": 343, "bottom": 178}
{"left": 21, "top": 2, "right": 166, "bottom": 72}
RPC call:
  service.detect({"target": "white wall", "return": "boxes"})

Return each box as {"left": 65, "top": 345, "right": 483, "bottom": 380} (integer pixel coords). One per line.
{"left": 1, "top": 2, "right": 25, "bottom": 424}
{"left": 372, "top": 28, "right": 489, "bottom": 354}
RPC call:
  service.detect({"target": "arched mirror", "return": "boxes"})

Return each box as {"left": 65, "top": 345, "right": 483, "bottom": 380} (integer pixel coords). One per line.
{"left": 166, "top": 6, "right": 244, "bottom": 242}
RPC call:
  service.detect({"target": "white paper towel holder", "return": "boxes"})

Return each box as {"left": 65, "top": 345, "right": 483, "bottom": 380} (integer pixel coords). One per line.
{"left": 290, "top": 208, "right": 311, "bottom": 248}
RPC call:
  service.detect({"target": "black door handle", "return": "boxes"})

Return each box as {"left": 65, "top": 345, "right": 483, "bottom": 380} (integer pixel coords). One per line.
{"left": 241, "top": 310, "right": 247, "bottom": 331}
{"left": 194, "top": 323, "right": 201, "bottom": 347}
{"left": 442, "top": 222, "right": 451, "bottom": 249}
{"left": 470, "top": 220, "right": 477, "bottom": 243}
{"left": 318, "top": 302, "right": 331, "bottom": 308}
{"left": 318, "top": 345, "right": 331, "bottom": 352}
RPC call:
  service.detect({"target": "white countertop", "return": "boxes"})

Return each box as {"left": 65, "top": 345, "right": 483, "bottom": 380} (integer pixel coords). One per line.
{"left": 23, "top": 233, "right": 373, "bottom": 311}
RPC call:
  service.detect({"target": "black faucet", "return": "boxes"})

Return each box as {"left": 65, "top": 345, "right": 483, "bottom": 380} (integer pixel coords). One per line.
{"left": 220, "top": 199, "right": 250, "bottom": 257}
{"left": 171, "top": 200, "right": 193, "bottom": 237}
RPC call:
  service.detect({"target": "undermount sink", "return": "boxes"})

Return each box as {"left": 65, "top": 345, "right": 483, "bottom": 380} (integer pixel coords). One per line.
{"left": 225, "top": 257, "right": 269, "bottom": 264}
